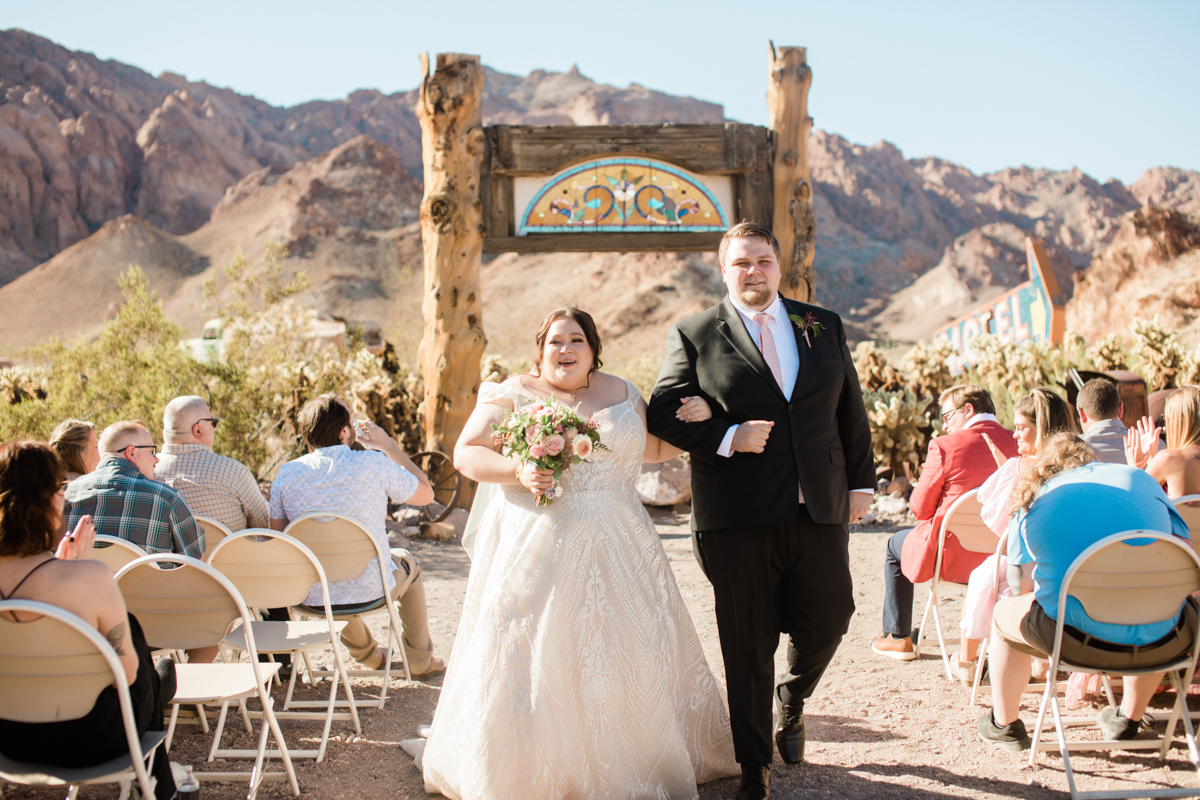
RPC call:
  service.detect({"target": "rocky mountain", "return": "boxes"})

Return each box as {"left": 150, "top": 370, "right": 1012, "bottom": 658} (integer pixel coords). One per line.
{"left": 2, "top": 28, "right": 1198, "bottom": 360}
{"left": 0, "top": 29, "right": 720, "bottom": 283}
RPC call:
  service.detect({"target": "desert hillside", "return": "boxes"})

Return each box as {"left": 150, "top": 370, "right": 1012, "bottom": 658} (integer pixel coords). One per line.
{"left": 2, "top": 27, "right": 1199, "bottom": 362}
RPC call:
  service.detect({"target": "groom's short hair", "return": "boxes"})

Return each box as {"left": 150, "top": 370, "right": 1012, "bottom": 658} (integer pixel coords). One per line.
{"left": 718, "top": 222, "right": 780, "bottom": 266}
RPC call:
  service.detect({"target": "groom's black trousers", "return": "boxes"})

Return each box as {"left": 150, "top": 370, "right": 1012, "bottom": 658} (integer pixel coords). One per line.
{"left": 694, "top": 504, "right": 855, "bottom": 767}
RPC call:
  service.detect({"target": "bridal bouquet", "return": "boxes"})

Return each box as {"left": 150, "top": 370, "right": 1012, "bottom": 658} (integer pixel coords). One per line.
{"left": 492, "top": 398, "right": 607, "bottom": 506}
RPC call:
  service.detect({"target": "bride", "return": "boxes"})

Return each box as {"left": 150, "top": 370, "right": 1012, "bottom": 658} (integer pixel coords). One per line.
{"left": 420, "top": 307, "right": 738, "bottom": 800}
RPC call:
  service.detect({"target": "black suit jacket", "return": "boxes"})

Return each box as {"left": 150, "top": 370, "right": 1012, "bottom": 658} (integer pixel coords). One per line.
{"left": 646, "top": 295, "right": 874, "bottom": 530}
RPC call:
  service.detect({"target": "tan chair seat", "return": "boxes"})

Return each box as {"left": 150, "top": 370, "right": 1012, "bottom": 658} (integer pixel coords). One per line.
{"left": 172, "top": 660, "right": 280, "bottom": 705}
{"left": 223, "top": 621, "right": 347, "bottom": 654}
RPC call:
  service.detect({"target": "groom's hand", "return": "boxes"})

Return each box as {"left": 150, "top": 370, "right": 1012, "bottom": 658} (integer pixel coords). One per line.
{"left": 849, "top": 491, "right": 872, "bottom": 524}
{"left": 731, "top": 421, "right": 774, "bottom": 453}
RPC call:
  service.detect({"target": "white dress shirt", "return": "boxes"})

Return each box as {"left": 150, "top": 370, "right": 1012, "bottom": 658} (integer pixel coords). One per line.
{"left": 716, "top": 293, "right": 872, "bottom": 503}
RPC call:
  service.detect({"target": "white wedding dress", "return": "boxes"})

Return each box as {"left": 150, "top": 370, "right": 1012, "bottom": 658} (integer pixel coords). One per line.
{"left": 422, "top": 380, "right": 738, "bottom": 800}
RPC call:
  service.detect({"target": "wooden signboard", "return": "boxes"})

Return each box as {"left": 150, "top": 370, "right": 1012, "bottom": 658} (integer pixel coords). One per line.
{"left": 480, "top": 123, "right": 774, "bottom": 253}
{"left": 934, "top": 238, "right": 1068, "bottom": 373}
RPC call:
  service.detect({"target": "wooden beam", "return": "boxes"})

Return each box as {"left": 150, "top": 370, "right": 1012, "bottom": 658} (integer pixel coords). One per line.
{"left": 767, "top": 42, "right": 816, "bottom": 303}
{"left": 416, "top": 52, "right": 486, "bottom": 497}
{"left": 483, "top": 233, "right": 723, "bottom": 254}
{"left": 488, "top": 124, "right": 768, "bottom": 176}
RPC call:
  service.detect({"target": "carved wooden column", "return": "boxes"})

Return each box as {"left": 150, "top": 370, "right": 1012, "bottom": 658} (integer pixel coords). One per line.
{"left": 416, "top": 52, "right": 486, "bottom": 485}
{"left": 767, "top": 43, "right": 816, "bottom": 303}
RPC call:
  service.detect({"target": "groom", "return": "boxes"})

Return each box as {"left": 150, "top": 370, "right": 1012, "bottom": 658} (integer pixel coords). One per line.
{"left": 647, "top": 222, "right": 874, "bottom": 800}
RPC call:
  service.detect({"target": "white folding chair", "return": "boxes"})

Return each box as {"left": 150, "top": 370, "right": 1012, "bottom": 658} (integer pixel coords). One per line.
{"left": 0, "top": 600, "right": 164, "bottom": 800}
{"left": 1028, "top": 531, "right": 1200, "bottom": 800}
{"left": 209, "top": 529, "right": 362, "bottom": 761}
{"left": 1174, "top": 496, "right": 1200, "bottom": 535}
{"left": 284, "top": 512, "right": 414, "bottom": 709}
{"left": 914, "top": 489, "right": 998, "bottom": 681}
{"left": 90, "top": 535, "right": 149, "bottom": 575}
{"left": 117, "top": 554, "right": 299, "bottom": 798}
{"left": 194, "top": 515, "right": 234, "bottom": 562}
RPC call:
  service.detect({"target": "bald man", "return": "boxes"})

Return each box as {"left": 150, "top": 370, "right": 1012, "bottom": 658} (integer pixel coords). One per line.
{"left": 65, "top": 420, "right": 204, "bottom": 559}
{"left": 156, "top": 396, "right": 269, "bottom": 533}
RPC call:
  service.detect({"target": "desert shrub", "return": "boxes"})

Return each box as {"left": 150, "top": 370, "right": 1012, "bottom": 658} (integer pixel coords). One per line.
{"left": 900, "top": 339, "right": 955, "bottom": 398}
{"left": 0, "top": 250, "right": 426, "bottom": 479}
{"left": 1129, "top": 315, "right": 1191, "bottom": 391}
{"left": 852, "top": 341, "right": 905, "bottom": 392}
{"left": 1086, "top": 333, "right": 1129, "bottom": 371}
{"left": 0, "top": 366, "right": 48, "bottom": 406}
{"left": 863, "top": 388, "right": 937, "bottom": 479}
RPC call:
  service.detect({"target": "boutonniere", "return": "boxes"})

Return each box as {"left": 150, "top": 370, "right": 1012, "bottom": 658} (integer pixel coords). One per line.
{"left": 787, "top": 312, "right": 824, "bottom": 348}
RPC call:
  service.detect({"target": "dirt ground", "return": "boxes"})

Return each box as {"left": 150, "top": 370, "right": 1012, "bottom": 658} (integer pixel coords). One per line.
{"left": 7, "top": 509, "right": 1200, "bottom": 800}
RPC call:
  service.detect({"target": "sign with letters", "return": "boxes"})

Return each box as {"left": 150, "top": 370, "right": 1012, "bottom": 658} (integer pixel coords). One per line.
{"left": 934, "top": 238, "right": 1067, "bottom": 373}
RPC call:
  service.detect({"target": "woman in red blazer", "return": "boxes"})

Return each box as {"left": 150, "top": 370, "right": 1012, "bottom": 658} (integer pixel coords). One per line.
{"left": 873, "top": 384, "right": 1019, "bottom": 660}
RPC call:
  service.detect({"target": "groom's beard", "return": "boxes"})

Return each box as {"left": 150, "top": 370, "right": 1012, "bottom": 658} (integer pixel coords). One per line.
{"left": 739, "top": 288, "right": 772, "bottom": 307}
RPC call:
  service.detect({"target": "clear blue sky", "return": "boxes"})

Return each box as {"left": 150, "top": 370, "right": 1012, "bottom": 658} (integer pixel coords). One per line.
{"left": 6, "top": 0, "right": 1197, "bottom": 185}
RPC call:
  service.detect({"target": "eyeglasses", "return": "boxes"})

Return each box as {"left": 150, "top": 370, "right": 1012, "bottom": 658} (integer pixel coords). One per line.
{"left": 107, "top": 444, "right": 158, "bottom": 456}
{"left": 198, "top": 417, "right": 221, "bottom": 429}
{"left": 940, "top": 407, "right": 959, "bottom": 423}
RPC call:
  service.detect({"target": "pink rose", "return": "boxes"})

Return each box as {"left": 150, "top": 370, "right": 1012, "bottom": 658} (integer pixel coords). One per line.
{"left": 529, "top": 444, "right": 546, "bottom": 458}
{"left": 573, "top": 437, "right": 593, "bottom": 459}
{"left": 563, "top": 427, "right": 577, "bottom": 442}
{"left": 544, "top": 434, "right": 565, "bottom": 455}
{"left": 525, "top": 426, "right": 538, "bottom": 443}
{"left": 555, "top": 424, "right": 563, "bottom": 433}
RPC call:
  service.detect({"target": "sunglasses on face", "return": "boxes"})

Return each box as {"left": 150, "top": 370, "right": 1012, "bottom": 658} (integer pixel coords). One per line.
{"left": 198, "top": 417, "right": 221, "bottom": 429}
{"left": 106, "top": 444, "right": 158, "bottom": 456}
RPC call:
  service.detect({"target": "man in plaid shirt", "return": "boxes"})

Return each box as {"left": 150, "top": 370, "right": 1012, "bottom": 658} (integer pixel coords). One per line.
{"left": 155, "top": 395, "right": 268, "bottom": 533}
{"left": 65, "top": 420, "right": 204, "bottom": 559}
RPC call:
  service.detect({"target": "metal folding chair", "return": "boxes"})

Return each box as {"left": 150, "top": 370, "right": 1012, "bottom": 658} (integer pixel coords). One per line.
{"left": 0, "top": 600, "right": 164, "bottom": 800}
{"left": 90, "top": 534, "right": 149, "bottom": 575}
{"left": 1028, "top": 530, "right": 1200, "bottom": 799}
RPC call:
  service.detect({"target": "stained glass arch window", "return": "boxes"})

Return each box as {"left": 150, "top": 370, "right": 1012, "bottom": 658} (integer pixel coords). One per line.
{"left": 518, "top": 157, "right": 730, "bottom": 235}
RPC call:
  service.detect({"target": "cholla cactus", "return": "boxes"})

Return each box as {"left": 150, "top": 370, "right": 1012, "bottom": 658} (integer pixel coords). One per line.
{"left": 852, "top": 341, "right": 905, "bottom": 392}
{"left": 901, "top": 339, "right": 955, "bottom": 398}
{"left": 864, "top": 388, "right": 935, "bottom": 478}
{"left": 1180, "top": 350, "right": 1200, "bottom": 386}
{"left": 480, "top": 354, "right": 510, "bottom": 384}
{"left": 1085, "top": 333, "right": 1128, "bottom": 371}
{"left": 0, "top": 366, "right": 48, "bottom": 405}
{"left": 1130, "top": 315, "right": 1189, "bottom": 391}
{"left": 971, "top": 334, "right": 1063, "bottom": 399}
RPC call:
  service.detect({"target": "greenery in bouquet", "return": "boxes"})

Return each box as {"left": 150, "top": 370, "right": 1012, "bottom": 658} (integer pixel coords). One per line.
{"left": 491, "top": 398, "right": 607, "bottom": 506}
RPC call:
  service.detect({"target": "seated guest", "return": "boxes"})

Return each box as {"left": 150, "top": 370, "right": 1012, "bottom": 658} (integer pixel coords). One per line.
{"left": 1126, "top": 385, "right": 1200, "bottom": 499}
{"left": 0, "top": 441, "right": 177, "bottom": 799}
{"left": 269, "top": 394, "right": 445, "bottom": 679}
{"left": 156, "top": 395, "right": 269, "bottom": 533}
{"left": 980, "top": 433, "right": 1193, "bottom": 750}
{"left": 954, "top": 388, "right": 1077, "bottom": 683}
{"left": 874, "top": 384, "right": 1019, "bottom": 660}
{"left": 1077, "top": 378, "right": 1128, "bottom": 464}
{"left": 64, "top": 421, "right": 204, "bottom": 560}
{"left": 49, "top": 419, "right": 100, "bottom": 482}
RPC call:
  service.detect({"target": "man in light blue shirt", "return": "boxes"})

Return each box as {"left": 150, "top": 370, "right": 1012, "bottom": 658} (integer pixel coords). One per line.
{"left": 982, "top": 437, "right": 1194, "bottom": 751}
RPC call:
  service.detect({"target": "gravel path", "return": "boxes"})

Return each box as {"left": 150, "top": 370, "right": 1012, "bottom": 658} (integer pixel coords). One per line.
{"left": 7, "top": 511, "right": 1199, "bottom": 799}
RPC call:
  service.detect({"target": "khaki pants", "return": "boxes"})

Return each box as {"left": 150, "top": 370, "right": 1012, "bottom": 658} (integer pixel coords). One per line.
{"left": 993, "top": 593, "right": 1197, "bottom": 672}
{"left": 339, "top": 550, "right": 434, "bottom": 674}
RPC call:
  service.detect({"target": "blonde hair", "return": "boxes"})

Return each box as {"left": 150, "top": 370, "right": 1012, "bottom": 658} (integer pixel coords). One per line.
{"left": 49, "top": 419, "right": 95, "bottom": 476}
{"left": 718, "top": 221, "right": 780, "bottom": 265}
{"left": 1165, "top": 386, "right": 1200, "bottom": 451}
{"left": 1010, "top": 432, "right": 1095, "bottom": 514}
{"left": 939, "top": 384, "right": 996, "bottom": 416}
{"left": 98, "top": 420, "right": 150, "bottom": 454}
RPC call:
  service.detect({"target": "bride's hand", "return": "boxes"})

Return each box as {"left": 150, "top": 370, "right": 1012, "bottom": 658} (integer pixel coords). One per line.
{"left": 676, "top": 396, "right": 713, "bottom": 423}
{"left": 516, "top": 461, "right": 555, "bottom": 495}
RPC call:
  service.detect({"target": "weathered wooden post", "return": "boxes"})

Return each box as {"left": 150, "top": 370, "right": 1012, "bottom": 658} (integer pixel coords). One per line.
{"left": 767, "top": 42, "right": 816, "bottom": 303}
{"left": 416, "top": 52, "right": 486, "bottom": 496}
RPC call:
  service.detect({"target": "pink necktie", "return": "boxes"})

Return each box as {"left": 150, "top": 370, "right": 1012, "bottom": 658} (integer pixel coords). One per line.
{"left": 753, "top": 312, "right": 784, "bottom": 391}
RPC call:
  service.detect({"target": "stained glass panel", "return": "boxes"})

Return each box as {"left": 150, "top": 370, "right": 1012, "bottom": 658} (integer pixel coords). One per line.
{"left": 518, "top": 157, "right": 729, "bottom": 235}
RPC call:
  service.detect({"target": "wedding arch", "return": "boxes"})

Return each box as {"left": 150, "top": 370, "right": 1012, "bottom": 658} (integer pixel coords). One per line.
{"left": 414, "top": 46, "right": 817, "bottom": 499}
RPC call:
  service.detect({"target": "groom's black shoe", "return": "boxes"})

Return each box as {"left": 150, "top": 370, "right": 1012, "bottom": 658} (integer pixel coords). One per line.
{"left": 776, "top": 704, "right": 805, "bottom": 765}
{"left": 735, "top": 764, "right": 769, "bottom": 800}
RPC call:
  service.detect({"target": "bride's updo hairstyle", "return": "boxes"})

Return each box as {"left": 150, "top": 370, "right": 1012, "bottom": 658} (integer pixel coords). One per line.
{"left": 532, "top": 307, "right": 603, "bottom": 376}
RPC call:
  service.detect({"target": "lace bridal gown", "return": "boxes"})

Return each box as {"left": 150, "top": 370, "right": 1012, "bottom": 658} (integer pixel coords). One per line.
{"left": 422, "top": 380, "right": 738, "bottom": 800}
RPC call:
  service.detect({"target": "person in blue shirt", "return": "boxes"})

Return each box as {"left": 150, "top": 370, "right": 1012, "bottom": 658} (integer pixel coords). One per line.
{"left": 979, "top": 433, "right": 1195, "bottom": 752}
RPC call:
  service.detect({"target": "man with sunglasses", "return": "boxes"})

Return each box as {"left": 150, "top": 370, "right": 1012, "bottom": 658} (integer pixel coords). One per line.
{"left": 156, "top": 395, "right": 269, "bottom": 533}
{"left": 64, "top": 419, "right": 204, "bottom": 560}
{"left": 872, "top": 384, "right": 1018, "bottom": 660}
